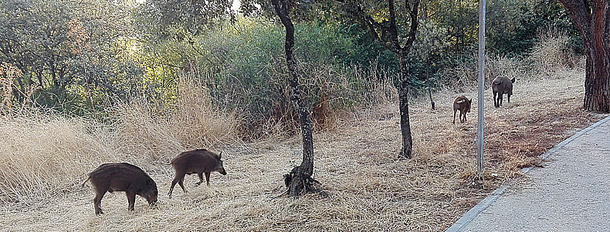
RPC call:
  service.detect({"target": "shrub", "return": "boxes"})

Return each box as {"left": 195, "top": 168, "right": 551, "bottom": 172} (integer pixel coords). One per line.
{"left": 529, "top": 29, "right": 577, "bottom": 75}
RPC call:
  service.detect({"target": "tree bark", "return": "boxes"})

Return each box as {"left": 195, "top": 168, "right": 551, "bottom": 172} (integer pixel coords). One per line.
{"left": 271, "top": 0, "right": 319, "bottom": 197}
{"left": 584, "top": 49, "right": 610, "bottom": 112}
{"left": 393, "top": 0, "right": 419, "bottom": 159}
{"left": 560, "top": 0, "right": 610, "bottom": 112}
{"left": 398, "top": 53, "right": 413, "bottom": 159}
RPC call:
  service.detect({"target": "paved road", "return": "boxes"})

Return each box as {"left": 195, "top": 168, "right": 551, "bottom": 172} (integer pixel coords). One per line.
{"left": 447, "top": 116, "right": 610, "bottom": 232}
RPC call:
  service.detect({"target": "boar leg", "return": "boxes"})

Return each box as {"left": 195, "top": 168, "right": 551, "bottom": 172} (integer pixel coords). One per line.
{"left": 178, "top": 176, "right": 186, "bottom": 193}
{"left": 497, "top": 91, "right": 502, "bottom": 107}
{"left": 168, "top": 179, "right": 176, "bottom": 198}
{"left": 169, "top": 172, "right": 186, "bottom": 198}
{"left": 205, "top": 172, "right": 211, "bottom": 186}
{"left": 453, "top": 109, "right": 457, "bottom": 124}
{"left": 195, "top": 172, "right": 204, "bottom": 186}
{"left": 126, "top": 191, "right": 136, "bottom": 211}
{"left": 508, "top": 93, "right": 511, "bottom": 103}
{"left": 93, "top": 191, "right": 106, "bottom": 215}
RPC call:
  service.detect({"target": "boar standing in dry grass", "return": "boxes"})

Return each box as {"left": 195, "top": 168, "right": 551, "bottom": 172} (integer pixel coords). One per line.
{"left": 492, "top": 76, "right": 516, "bottom": 107}
{"left": 168, "top": 149, "right": 227, "bottom": 198}
{"left": 453, "top": 96, "right": 472, "bottom": 124}
{"left": 82, "top": 163, "right": 158, "bottom": 215}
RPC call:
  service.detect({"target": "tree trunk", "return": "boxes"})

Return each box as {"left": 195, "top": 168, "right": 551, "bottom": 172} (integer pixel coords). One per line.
{"left": 37, "top": 70, "right": 43, "bottom": 87}
{"left": 271, "top": 0, "right": 320, "bottom": 197}
{"left": 398, "top": 53, "right": 413, "bottom": 159}
{"left": 583, "top": 49, "right": 610, "bottom": 112}
{"left": 583, "top": 0, "right": 609, "bottom": 112}
{"left": 286, "top": 32, "right": 315, "bottom": 179}
{"left": 340, "top": 0, "right": 419, "bottom": 159}
{"left": 560, "top": 0, "right": 610, "bottom": 113}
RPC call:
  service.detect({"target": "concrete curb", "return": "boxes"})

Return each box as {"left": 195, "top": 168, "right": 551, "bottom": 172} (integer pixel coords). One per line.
{"left": 445, "top": 115, "right": 610, "bottom": 232}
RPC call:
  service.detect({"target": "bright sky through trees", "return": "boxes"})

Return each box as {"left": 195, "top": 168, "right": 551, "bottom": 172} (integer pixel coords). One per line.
{"left": 135, "top": 0, "right": 240, "bottom": 10}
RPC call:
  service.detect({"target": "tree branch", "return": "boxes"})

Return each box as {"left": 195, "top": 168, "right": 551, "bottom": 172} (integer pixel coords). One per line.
{"left": 559, "top": 0, "right": 592, "bottom": 34}
{"left": 338, "top": 0, "right": 399, "bottom": 53}
{"left": 401, "top": 0, "right": 420, "bottom": 53}
{"left": 388, "top": 0, "right": 401, "bottom": 50}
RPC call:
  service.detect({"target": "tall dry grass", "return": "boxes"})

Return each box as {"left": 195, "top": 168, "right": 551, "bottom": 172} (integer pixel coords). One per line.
{"left": 0, "top": 74, "right": 241, "bottom": 205}
{"left": 443, "top": 28, "right": 579, "bottom": 93}
{"left": 529, "top": 29, "right": 579, "bottom": 75}
{"left": 115, "top": 75, "right": 241, "bottom": 163}
{"left": 0, "top": 113, "right": 119, "bottom": 204}
{"left": 0, "top": 62, "right": 22, "bottom": 117}
{"left": 442, "top": 53, "right": 528, "bottom": 93}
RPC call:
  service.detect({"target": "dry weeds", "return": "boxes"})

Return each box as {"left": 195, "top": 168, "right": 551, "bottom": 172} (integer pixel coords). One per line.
{"left": 115, "top": 75, "right": 241, "bottom": 163}
{"left": 0, "top": 114, "right": 121, "bottom": 204}
{"left": 529, "top": 29, "right": 579, "bottom": 74}
{"left": 0, "top": 66, "right": 606, "bottom": 231}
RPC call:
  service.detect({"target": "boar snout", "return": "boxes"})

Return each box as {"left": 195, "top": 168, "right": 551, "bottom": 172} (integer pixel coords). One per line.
{"left": 147, "top": 195, "right": 157, "bottom": 205}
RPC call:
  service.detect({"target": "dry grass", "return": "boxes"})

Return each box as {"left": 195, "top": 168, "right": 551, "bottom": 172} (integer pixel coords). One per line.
{"left": 0, "top": 75, "right": 241, "bottom": 205}
{"left": 443, "top": 53, "right": 530, "bottom": 93}
{"left": 115, "top": 75, "right": 241, "bottom": 163}
{"left": 0, "top": 62, "right": 22, "bottom": 116}
{"left": 0, "top": 62, "right": 606, "bottom": 231}
{"left": 442, "top": 29, "right": 580, "bottom": 94}
{"left": 529, "top": 29, "right": 581, "bottom": 76}
{"left": 0, "top": 114, "right": 120, "bottom": 204}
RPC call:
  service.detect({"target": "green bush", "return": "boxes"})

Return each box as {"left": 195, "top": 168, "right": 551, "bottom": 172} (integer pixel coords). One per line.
{"left": 185, "top": 19, "right": 383, "bottom": 135}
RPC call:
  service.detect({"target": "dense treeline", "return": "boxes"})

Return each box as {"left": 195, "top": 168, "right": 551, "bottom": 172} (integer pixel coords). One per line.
{"left": 0, "top": 0, "right": 141, "bottom": 114}
{"left": 0, "top": 0, "right": 579, "bottom": 134}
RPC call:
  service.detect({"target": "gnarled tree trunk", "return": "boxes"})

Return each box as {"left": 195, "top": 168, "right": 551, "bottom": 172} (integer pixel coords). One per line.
{"left": 560, "top": 0, "right": 609, "bottom": 112}
{"left": 271, "top": 0, "right": 322, "bottom": 197}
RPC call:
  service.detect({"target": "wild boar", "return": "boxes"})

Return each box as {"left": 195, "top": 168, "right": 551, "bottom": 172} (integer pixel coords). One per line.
{"left": 492, "top": 76, "right": 516, "bottom": 107}
{"left": 82, "top": 163, "right": 158, "bottom": 215}
{"left": 453, "top": 95, "right": 472, "bottom": 124}
{"left": 168, "top": 149, "right": 227, "bottom": 198}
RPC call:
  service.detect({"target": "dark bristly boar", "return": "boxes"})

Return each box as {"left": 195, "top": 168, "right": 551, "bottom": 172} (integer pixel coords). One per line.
{"left": 492, "top": 76, "right": 516, "bottom": 107}
{"left": 82, "top": 163, "right": 158, "bottom": 215}
{"left": 168, "top": 149, "right": 227, "bottom": 198}
{"left": 453, "top": 95, "right": 472, "bottom": 124}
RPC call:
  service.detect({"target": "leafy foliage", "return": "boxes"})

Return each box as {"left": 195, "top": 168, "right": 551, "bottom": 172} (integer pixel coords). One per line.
{"left": 133, "top": 18, "right": 380, "bottom": 135}
{"left": 136, "top": 0, "right": 235, "bottom": 40}
{"left": 0, "top": 0, "right": 583, "bottom": 131}
{"left": 0, "top": 0, "right": 141, "bottom": 114}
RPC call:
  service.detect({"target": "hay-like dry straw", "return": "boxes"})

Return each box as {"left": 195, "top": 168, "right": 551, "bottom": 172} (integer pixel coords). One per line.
{"left": 0, "top": 114, "right": 120, "bottom": 204}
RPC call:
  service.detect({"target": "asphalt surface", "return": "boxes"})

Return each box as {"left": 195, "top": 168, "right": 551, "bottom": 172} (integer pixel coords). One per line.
{"left": 447, "top": 116, "right": 610, "bottom": 232}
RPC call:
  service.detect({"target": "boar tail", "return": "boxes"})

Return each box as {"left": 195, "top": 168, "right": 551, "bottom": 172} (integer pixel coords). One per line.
{"left": 81, "top": 177, "right": 90, "bottom": 187}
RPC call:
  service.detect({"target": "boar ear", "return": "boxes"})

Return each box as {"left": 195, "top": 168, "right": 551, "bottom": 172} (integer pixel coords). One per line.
{"left": 511, "top": 77, "right": 516, "bottom": 83}
{"left": 218, "top": 152, "right": 222, "bottom": 160}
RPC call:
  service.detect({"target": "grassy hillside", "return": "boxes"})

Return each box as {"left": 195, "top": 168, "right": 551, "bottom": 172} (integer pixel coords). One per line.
{"left": 0, "top": 63, "right": 606, "bottom": 231}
